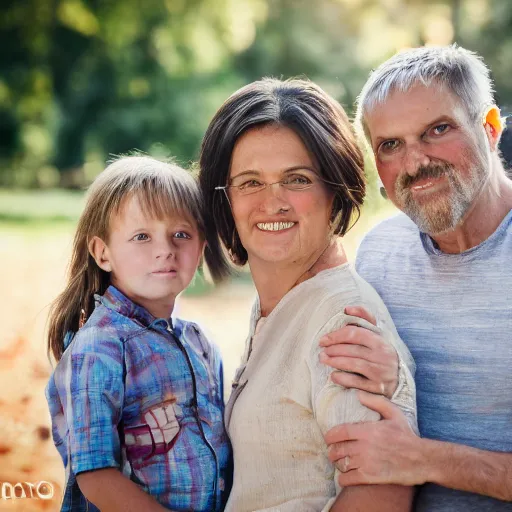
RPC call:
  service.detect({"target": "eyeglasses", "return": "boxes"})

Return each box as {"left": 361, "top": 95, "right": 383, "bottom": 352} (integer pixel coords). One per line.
{"left": 215, "top": 174, "right": 333, "bottom": 197}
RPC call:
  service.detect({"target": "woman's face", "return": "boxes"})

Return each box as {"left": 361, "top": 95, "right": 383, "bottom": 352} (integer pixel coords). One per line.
{"left": 228, "top": 124, "right": 334, "bottom": 267}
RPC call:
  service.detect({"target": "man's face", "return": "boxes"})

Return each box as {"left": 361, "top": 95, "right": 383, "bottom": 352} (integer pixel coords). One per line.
{"left": 365, "top": 83, "right": 490, "bottom": 235}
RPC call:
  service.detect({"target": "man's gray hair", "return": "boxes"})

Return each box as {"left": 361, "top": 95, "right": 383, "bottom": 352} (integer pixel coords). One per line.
{"left": 355, "top": 45, "right": 495, "bottom": 140}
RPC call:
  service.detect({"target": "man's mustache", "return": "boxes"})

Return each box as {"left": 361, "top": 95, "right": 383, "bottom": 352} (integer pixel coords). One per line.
{"left": 396, "top": 163, "right": 454, "bottom": 191}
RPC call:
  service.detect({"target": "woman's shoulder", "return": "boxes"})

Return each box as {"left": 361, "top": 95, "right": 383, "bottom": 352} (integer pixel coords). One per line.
{"left": 289, "top": 264, "right": 397, "bottom": 336}
{"left": 265, "top": 266, "right": 358, "bottom": 343}
{"left": 311, "top": 266, "right": 416, "bottom": 373}
{"left": 303, "top": 264, "right": 382, "bottom": 310}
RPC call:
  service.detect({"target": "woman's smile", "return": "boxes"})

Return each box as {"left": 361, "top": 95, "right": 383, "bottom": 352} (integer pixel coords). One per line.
{"left": 256, "top": 221, "right": 296, "bottom": 232}
{"left": 228, "top": 124, "right": 334, "bottom": 266}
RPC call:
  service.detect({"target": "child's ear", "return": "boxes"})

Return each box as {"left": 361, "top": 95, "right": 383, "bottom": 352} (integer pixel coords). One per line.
{"left": 88, "top": 236, "right": 112, "bottom": 272}
{"left": 197, "top": 240, "right": 207, "bottom": 267}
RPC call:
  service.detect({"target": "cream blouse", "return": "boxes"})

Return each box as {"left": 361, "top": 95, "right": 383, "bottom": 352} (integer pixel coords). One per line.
{"left": 224, "top": 264, "right": 417, "bottom": 512}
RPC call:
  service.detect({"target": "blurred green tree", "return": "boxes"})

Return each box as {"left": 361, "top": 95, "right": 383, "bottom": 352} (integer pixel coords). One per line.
{"left": 1, "top": 0, "right": 510, "bottom": 187}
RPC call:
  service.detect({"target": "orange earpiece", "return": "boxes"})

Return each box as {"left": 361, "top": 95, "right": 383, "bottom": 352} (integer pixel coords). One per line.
{"left": 482, "top": 106, "right": 503, "bottom": 134}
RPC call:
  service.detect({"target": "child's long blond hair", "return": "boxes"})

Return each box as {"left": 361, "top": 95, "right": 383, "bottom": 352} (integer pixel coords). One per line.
{"left": 47, "top": 156, "right": 204, "bottom": 361}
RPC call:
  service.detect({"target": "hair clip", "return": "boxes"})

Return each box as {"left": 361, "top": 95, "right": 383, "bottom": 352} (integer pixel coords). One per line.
{"left": 79, "top": 309, "right": 87, "bottom": 329}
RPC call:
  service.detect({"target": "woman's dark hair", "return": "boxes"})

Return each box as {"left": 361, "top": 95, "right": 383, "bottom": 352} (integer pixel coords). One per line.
{"left": 199, "top": 77, "right": 365, "bottom": 283}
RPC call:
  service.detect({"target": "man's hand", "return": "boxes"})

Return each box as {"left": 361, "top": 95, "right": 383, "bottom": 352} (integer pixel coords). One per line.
{"left": 325, "top": 390, "right": 425, "bottom": 488}
{"left": 319, "top": 306, "right": 399, "bottom": 398}
{"left": 327, "top": 391, "right": 512, "bottom": 502}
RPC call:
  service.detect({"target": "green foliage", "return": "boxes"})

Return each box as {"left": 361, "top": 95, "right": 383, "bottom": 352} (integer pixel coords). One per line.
{"left": 0, "top": 187, "right": 85, "bottom": 223}
{"left": 1, "top": 0, "right": 511, "bottom": 188}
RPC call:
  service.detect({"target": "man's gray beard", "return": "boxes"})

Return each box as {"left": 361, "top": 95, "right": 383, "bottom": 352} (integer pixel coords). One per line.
{"left": 395, "top": 161, "right": 487, "bottom": 235}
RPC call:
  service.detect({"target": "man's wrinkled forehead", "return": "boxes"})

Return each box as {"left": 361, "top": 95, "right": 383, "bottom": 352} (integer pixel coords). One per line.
{"left": 364, "top": 81, "right": 470, "bottom": 142}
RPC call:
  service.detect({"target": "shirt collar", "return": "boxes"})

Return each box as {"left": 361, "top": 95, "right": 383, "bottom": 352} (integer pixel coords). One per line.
{"left": 96, "top": 285, "right": 171, "bottom": 329}
{"left": 63, "top": 286, "right": 174, "bottom": 351}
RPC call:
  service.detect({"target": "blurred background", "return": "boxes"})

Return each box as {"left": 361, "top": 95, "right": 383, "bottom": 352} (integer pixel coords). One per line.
{"left": 1, "top": 0, "right": 511, "bottom": 509}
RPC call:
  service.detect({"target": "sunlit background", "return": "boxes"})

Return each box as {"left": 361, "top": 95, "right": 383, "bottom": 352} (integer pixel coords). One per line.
{"left": 1, "top": 0, "right": 511, "bottom": 509}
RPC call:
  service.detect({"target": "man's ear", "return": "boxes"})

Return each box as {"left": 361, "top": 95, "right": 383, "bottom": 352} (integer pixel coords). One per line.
{"left": 483, "top": 106, "right": 503, "bottom": 151}
{"left": 88, "top": 236, "right": 112, "bottom": 272}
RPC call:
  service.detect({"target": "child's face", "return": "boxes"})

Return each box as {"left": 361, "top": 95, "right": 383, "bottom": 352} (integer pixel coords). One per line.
{"left": 96, "top": 195, "right": 204, "bottom": 319}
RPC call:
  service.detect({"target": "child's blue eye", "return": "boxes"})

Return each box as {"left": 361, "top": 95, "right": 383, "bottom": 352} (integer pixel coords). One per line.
{"left": 174, "top": 231, "right": 191, "bottom": 239}
{"left": 132, "top": 233, "right": 149, "bottom": 241}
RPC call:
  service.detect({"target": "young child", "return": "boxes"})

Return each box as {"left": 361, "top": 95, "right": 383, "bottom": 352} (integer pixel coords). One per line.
{"left": 45, "top": 156, "right": 232, "bottom": 512}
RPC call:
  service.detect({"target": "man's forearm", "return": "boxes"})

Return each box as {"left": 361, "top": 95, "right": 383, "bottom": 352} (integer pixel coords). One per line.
{"left": 420, "top": 438, "right": 512, "bottom": 501}
{"left": 330, "top": 484, "right": 413, "bottom": 512}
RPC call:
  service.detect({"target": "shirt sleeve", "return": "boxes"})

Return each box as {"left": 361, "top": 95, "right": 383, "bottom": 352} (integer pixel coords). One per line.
{"left": 307, "top": 311, "right": 418, "bottom": 502}
{"left": 376, "top": 314, "right": 418, "bottom": 434}
{"left": 52, "top": 327, "right": 125, "bottom": 476}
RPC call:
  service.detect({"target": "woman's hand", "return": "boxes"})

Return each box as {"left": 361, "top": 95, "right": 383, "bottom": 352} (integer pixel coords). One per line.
{"left": 319, "top": 306, "right": 399, "bottom": 398}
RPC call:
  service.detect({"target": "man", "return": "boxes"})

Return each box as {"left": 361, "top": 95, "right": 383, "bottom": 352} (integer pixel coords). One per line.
{"left": 322, "top": 45, "right": 512, "bottom": 510}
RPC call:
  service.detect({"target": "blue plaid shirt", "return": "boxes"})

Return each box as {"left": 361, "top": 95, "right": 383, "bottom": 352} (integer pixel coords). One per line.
{"left": 46, "top": 286, "right": 232, "bottom": 511}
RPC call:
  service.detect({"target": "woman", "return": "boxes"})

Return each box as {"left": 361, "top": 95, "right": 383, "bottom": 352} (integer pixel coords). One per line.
{"left": 199, "top": 78, "right": 417, "bottom": 511}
